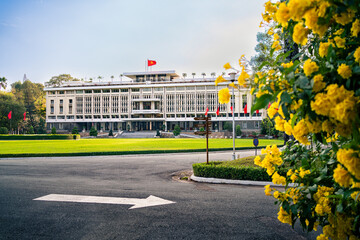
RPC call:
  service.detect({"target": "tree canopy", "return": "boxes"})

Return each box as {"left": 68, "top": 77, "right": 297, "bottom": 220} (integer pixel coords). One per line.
{"left": 45, "top": 74, "right": 79, "bottom": 87}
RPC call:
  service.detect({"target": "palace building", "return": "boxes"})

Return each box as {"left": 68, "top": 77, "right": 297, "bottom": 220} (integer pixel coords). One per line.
{"left": 44, "top": 70, "right": 265, "bottom": 133}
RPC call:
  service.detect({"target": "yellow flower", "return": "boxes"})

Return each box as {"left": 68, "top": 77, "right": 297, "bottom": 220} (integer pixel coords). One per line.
{"left": 276, "top": 2, "right": 290, "bottom": 27}
{"left": 284, "top": 121, "right": 293, "bottom": 136}
{"left": 293, "top": 119, "right": 310, "bottom": 145}
{"left": 333, "top": 164, "right": 352, "bottom": 187}
{"left": 317, "top": 1, "right": 330, "bottom": 18}
{"left": 334, "top": 36, "right": 346, "bottom": 49}
{"left": 337, "top": 64, "right": 352, "bottom": 79}
{"left": 303, "top": 59, "right": 319, "bottom": 77}
{"left": 218, "top": 87, "right": 231, "bottom": 104}
{"left": 313, "top": 74, "right": 326, "bottom": 92}
{"left": 337, "top": 148, "right": 360, "bottom": 179}
{"left": 293, "top": 23, "right": 309, "bottom": 46}
{"left": 354, "top": 47, "right": 360, "bottom": 63}
{"left": 304, "top": 8, "right": 318, "bottom": 30}
{"left": 311, "top": 93, "right": 331, "bottom": 116}
{"left": 264, "top": 184, "right": 272, "bottom": 196}
{"left": 351, "top": 19, "right": 360, "bottom": 37}
{"left": 298, "top": 167, "right": 311, "bottom": 178}
{"left": 271, "top": 41, "right": 282, "bottom": 51}
{"left": 333, "top": 9, "right": 355, "bottom": 26}
{"left": 334, "top": 29, "right": 344, "bottom": 36}
{"left": 288, "top": 0, "right": 311, "bottom": 21}
{"left": 319, "top": 42, "right": 332, "bottom": 58}
{"left": 281, "top": 61, "right": 293, "bottom": 68}
{"left": 322, "top": 120, "right": 333, "bottom": 133}
{"left": 215, "top": 75, "right": 227, "bottom": 86}
{"left": 238, "top": 69, "right": 250, "bottom": 86}
{"left": 317, "top": 234, "right": 329, "bottom": 240}
{"left": 273, "top": 33, "right": 280, "bottom": 41}
{"left": 254, "top": 156, "right": 262, "bottom": 166}
{"left": 272, "top": 171, "right": 286, "bottom": 185}
{"left": 267, "top": 102, "right": 278, "bottom": 119}
{"left": 267, "top": 28, "right": 274, "bottom": 35}
{"left": 229, "top": 82, "right": 236, "bottom": 88}
{"left": 277, "top": 207, "right": 292, "bottom": 225}
{"left": 275, "top": 116, "right": 285, "bottom": 131}
{"left": 223, "top": 63, "right": 232, "bottom": 70}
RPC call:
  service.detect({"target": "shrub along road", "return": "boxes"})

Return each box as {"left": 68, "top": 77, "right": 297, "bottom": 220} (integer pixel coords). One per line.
{"left": 0, "top": 151, "right": 318, "bottom": 239}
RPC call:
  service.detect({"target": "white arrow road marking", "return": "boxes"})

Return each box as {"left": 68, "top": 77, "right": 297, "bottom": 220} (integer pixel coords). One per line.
{"left": 33, "top": 194, "right": 176, "bottom": 209}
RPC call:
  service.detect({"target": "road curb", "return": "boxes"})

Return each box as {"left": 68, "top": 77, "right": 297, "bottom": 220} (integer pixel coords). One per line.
{"left": 190, "top": 174, "right": 295, "bottom": 187}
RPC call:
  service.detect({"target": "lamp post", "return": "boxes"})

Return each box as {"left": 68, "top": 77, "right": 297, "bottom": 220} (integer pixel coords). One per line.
{"left": 228, "top": 72, "right": 236, "bottom": 160}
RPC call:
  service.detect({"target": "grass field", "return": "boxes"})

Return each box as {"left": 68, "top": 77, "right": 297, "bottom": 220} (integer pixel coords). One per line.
{"left": 0, "top": 138, "right": 283, "bottom": 156}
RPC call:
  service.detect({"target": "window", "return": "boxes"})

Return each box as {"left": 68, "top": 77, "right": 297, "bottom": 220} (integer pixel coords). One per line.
{"left": 121, "top": 89, "right": 128, "bottom": 92}
{"left": 76, "top": 97, "right": 83, "bottom": 114}
{"left": 76, "top": 90, "right": 83, "bottom": 94}
{"left": 255, "top": 121, "right": 260, "bottom": 128}
{"left": 69, "top": 99, "right": 73, "bottom": 114}
{"left": 67, "top": 91, "right": 74, "bottom": 94}
{"left": 93, "top": 90, "right": 101, "bottom": 93}
{"left": 111, "top": 89, "right": 119, "bottom": 93}
{"left": 50, "top": 100, "right": 54, "bottom": 114}
{"left": 166, "top": 87, "right": 175, "bottom": 91}
{"left": 49, "top": 91, "right": 56, "bottom": 95}
{"left": 66, "top": 116, "right": 74, "bottom": 119}
{"left": 196, "top": 86, "right": 205, "bottom": 90}
{"left": 154, "top": 87, "right": 163, "bottom": 91}
{"left": 242, "top": 122, "right": 247, "bottom": 129}
{"left": 103, "top": 89, "right": 110, "bottom": 93}
{"left": 143, "top": 88, "right": 151, "bottom": 92}
{"left": 132, "top": 88, "right": 140, "bottom": 92}
{"left": 59, "top": 99, "right": 63, "bottom": 114}
{"left": 85, "top": 90, "right": 92, "bottom": 94}
{"left": 59, "top": 91, "right": 65, "bottom": 94}
{"left": 176, "top": 87, "right": 185, "bottom": 91}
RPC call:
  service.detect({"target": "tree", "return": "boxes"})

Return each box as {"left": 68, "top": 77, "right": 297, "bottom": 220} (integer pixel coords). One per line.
{"left": 201, "top": 73, "right": 206, "bottom": 79}
{"left": 45, "top": 74, "right": 79, "bottom": 87}
{"left": 236, "top": 125, "right": 242, "bottom": 137}
{"left": 0, "top": 127, "right": 8, "bottom": 134}
{"left": 110, "top": 75, "right": 114, "bottom": 82}
{"left": 250, "top": 31, "right": 276, "bottom": 72}
{"left": 72, "top": 126, "right": 79, "bottom": 134}
{"left": 37, "top": 118, "right": 46, "bottom": 134}
{"left": 173, "top": 125, "right": 181, "bottom": 136}
{"left": 192, "top": 73, "right": 196, "bottom": 79}
{"left": 182, "top": 73, "right": 187, "bottom": 78}
{"left": 108, "top": 129, "right": 113, "bottom": 136}
{"left": 11, "top": 80, "right": 45, "bottom": 132}
{"left": 28, "top": 126, "right": 34, "bottom": 134}
{"left": 51, "top": 127, "right": 56, "bottom": 134}
{"left": 223, "top": 122, "right": 232, "bottom": 132}
{"left": 0, "top": 76, "right": 7, "bottom": 90}
{"left": 97, "top": 76, "right": 103, "bottom": 82}
{"left": 89, "top": 126, "right": 97, "bottom": 136}
{"left": 0, "top": 91, "right": 26, "bottom": 131}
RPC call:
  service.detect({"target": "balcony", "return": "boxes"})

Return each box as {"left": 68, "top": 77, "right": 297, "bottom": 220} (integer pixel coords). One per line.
{"left": 132, "top": 109, "right": 161, "bottom": 114}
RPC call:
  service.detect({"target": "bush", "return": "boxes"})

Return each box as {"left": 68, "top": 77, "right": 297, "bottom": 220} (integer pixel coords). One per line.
{"left": 89, "top": 126, "right": 97, "bottom": 136}
{"left": 29, "top": 126, "right": 34, "bottom": 134}
{"left": 0, "top": 127, "right": 8, "bottom": 134}
{"left": 108, "top": 129, "right": 113, "bottom": 136}
{"left": 0, "top": 134, "right": 80, "bottom": 140}
{"left": 193, "top": 162, "right": 271, "bottom": 181}
{"left": 173, "top": 124, "right": 181, "bottom": 136}
{"left": 72, "top": 127, "right": 79, "bottom": 134}
{"left": 51, "top": 127, "right": 56, "bottom": 134}
{"left": 156, "top": 129, "right": 160, "bottom": 136}
{"left": 236, "top": 125, "right": 242, "bottom": 136}
{"left": 223, "top": 122, "right": 232, "bottom": 132}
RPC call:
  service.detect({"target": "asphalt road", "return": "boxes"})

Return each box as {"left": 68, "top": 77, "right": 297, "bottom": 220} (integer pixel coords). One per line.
{"left": 0, "top": 151, "right": 319, "bottom": 240}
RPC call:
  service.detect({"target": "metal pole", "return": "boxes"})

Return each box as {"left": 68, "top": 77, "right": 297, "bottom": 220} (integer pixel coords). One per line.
{"left": 232, "top": 82, "right": 235, "bottom": 160}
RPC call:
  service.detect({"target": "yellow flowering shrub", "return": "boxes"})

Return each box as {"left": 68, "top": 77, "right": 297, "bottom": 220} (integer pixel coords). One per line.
{"left": 242, "top": 0, "right": 360, "bottom": 239}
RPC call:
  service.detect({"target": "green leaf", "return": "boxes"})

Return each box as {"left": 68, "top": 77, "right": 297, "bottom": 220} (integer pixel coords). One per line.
{"left": 280, "top": 92, "right": 292, "bottom": 104}
{"left": 251, "top": 94, "right": 273, "bottom": 114}
{"left": 352, "top": 66, "right": 360, "bottom": 74}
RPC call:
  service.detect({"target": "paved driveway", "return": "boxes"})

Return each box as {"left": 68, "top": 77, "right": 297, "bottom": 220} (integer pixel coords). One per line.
{"left": 0, "top": 151, "right": 318, "bottom": 239}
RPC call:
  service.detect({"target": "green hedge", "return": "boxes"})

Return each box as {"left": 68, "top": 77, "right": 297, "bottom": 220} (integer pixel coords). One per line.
{"left": 0, "top": 134, "right": 80, "bottom": 140}
{"left": 193, "top": 162, "right": 272, "bottom": 181}
{"left": 193, "top": 162, "right": 288, "bottom": 181}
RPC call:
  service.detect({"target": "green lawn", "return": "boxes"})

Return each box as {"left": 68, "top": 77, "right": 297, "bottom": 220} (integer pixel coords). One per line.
{"left": 0, "top": 138, "right": 283, "bottom": 156}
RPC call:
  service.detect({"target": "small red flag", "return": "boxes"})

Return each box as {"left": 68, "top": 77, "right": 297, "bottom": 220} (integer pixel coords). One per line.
{"left": 205, "top": 107, "right": 209, "bottom": 116}
{"left": 147, "top": 60, "right": 156, "bottom": 66}
{"left": 230, "top": 105, "right": 233, "bottom": 114}
{"left": 267, "top": 102, "right": 271, "bottom": 109}
{"left": 23, "top": 112, "right": 26, "bottom": 120}
{"left": 7, "top": 111, "right": 12, "bottom": 119}
{"left": 216, "top": 107, "right": 220, "bottom": 116}
{"left": 244, "top": 104, "right": 248, "bottom": 114}
{"left": 256, "top": 109, "right": 259, "bottom": 114}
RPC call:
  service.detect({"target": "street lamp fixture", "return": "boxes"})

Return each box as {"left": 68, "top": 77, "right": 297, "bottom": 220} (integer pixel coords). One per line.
{"left": 228, "top": 71, "right": 236, "bottom": 160}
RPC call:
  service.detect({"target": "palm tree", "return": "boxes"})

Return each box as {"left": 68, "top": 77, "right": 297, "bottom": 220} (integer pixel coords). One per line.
{"left": 201, "top": 73, "right": 206, "bottom": 79}
{"left": 0, "top": 77, "right": 7, "bottom": 90}
{"left": 182, "top": 73, "right": 187, "bottom": 79}
{"left": 192, "top": 73, "right": 196, "bottom": 79}
{"left": 221, "top": 72, "right": 226, "bottom": 76}
{"left": 111, "top": 75, "right": 114, "bottom": 82}
{"left": 97, "top": 76, "right": 103, "bottom": 82}
{"left": 119, "top": 74, "right": 123, "bottom": 83}
{"left": 89, "top": 78, "right": 93, "bottom": 82}
{"left": 211, "top": 72, "right": 216, "bottom": 78}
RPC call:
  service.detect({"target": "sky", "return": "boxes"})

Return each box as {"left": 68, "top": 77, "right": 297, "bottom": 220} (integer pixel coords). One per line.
{"left": 0, "top": 0, "right": 265, "bottom": 88}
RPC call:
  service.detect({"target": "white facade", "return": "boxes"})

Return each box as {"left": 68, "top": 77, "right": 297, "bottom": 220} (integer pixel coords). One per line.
{"left": 44, "top": 70, "right": 265, "bottom": 132}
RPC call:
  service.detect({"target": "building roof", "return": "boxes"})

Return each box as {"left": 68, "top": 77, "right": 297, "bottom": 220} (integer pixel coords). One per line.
{"left": 123, "top": 70, "right": 179, "bottom": 79}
